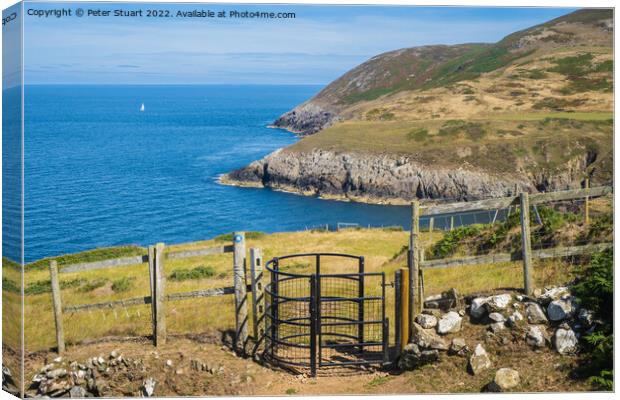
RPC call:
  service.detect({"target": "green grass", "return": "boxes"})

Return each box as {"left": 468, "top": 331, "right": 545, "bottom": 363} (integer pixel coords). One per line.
{"left": 407, "top": 128, "right": 429, "bottom": 141}
{"left": 366, "top": 375, "right": 392, "bottom": 388}
{"left": 169, "top": 266, "right": 216, "bottom": 282}
{"left": 213, "top": 232, "right": 265, "bottom": 242}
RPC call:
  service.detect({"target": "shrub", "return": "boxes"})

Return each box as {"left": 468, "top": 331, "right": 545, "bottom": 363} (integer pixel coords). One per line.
{"left": 437, "top": 120, "right": 486, "bottom": 140}
{"left": 169, "top": 266, "right": 216, "bottom": 282}
{"left": 78, "top": 278, "right": 108, "bottom": 293}
{"left": 572, "top": 249, "right": 613, "bottom": 390}
{"left": 407, "top": 128, "right": 429, "bottom": 141}
{"left": 431, "top": 225, "right": 482, "bottom": 258}
{"left": 2, "top": 278, "right": 20, "bottom": 294}
{"left": 111, "top": 277, "right": 135, "bottom": 293}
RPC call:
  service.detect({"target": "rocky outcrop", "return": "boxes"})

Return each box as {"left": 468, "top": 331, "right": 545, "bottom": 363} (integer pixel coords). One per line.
{"left": 222, "top": 148, "right": 597, "bottom": 204}
{"left": 271, "top": 102, "right": 340, "bottom": 136}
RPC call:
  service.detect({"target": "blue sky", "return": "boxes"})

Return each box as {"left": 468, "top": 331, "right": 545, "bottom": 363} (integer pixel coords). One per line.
{"left": 22, "top": 2, "right": 576, "bottom": 84}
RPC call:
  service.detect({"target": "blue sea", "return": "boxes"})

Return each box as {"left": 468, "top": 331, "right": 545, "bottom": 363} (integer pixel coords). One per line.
{"left": 18, "top": 85, "right": 419, "bottom": 262}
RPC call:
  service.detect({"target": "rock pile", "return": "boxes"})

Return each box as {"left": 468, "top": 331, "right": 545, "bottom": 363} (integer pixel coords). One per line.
{"left": 26, "top": 351, "right": 148, "bottom": 397}
{"left": 399, "top": 285, "right": 595, "bottom": 391}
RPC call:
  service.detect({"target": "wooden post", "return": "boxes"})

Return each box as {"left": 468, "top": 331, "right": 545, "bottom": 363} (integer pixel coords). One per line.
{"left": 450, "top": 216, "right": 454, "bottom": 231}
{"left": 519, "top": 193, "right": 533, "bottom": 296}
{"left": 233, "top": 232, "right": 248, "bottom": 352}
{"left": 148, "top": 245, "right": 156, "bottom": 344}
{"left": 49, "top": 260, "right": 65, "bottom": 354}
{"left": 401, "top": 268, "right": 410, "bottom": 345}
{"left": 584, "top": 178, "right": 590, "bottom": 225}
{"left": 154, "top": 243, "right": 166, "bottom": 346}
{"left": 249, "top": 248, "right": 264, "bottom": 343}
{"left": 409, "top": 200, "right": 420, "bottom": 334}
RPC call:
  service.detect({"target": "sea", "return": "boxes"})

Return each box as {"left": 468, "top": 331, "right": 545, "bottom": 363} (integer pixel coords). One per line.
{"left": 14, "top": 84, "right": 424, "bottom": 262}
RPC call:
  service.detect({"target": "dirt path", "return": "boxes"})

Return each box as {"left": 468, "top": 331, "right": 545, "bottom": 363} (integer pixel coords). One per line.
{"left": 17, "top": 323, "right": 591, "bottom": 397}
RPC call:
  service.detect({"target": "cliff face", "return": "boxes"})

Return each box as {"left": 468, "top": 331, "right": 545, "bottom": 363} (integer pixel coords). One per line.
{"left": 223, "top": 148, "right": 601, "bottom": 204}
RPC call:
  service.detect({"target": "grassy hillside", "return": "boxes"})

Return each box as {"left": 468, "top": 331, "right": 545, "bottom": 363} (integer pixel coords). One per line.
{"left": 4, "top": 199, "right": 609, "bottom": 351}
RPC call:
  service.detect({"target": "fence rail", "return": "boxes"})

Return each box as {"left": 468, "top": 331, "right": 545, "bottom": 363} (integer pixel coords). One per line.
{"left": 49, "top": 233, "right": 260, "bottom": 355}
{"left": 420, "top": 186, "right": 611, "bottom": 216}
{"left": 421, "top": 242, "right": 613, "bottom": 270}
{"left": 399, "top": 185, "right": 613, "bottom": 353}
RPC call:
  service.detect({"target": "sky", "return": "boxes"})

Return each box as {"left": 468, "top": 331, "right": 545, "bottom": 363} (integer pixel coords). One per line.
{"left": 19, "top": 2, "right": 577, "bottom": 84}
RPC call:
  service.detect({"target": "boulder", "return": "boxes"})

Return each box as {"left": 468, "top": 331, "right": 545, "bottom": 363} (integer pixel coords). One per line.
{"left": 525, "top": 302, "right": 548, "bottom": 324}
{"left": 526, "top": 326, "right": 546, "bottom": 348}
{"left": 538, "top": 286, "right": 571, "bottom": 305}
{"left": 547, "top": 298, "right": 577, "bottom": 322}
{"left": 488, "top": 313, "right": 505, "bottom": 323}
{"left": 468, "top": 344, "right": 492, "bottom": 375}
{"left": 488, "top": 368, "right": 520, "bottom": 392}
{"left": 412, "top": 322, "right": 448, "bottom": 350}
{"left": 398, "top": 343, "right": 440, "bottom": 370}
{"left": 415, "top": 314, "right": 438, "bottom": 329}
{"left": 487, "top": 294, "right": 512, "bottom": 311}
{"left": 470, "top": 297, "right": 489, "bottom": 319}
{"left": 554, "top": 328, "right": 578, "bottom": 354}
{"left": 449, "top": 338, "right": 469, "bottom": 356}
{"left": 437, "top": 311, "right": 462, "bottom": 334}
{"left": 70, "top": 386, "right": 87, "bottom": 398}
{"left": 424, "top": 288, "right": 459, "bottom": 310}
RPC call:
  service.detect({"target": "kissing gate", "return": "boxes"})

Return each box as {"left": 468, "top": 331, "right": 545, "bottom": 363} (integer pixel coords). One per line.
{"left": 263, "top": 253, "right": 389, "bottom": 376}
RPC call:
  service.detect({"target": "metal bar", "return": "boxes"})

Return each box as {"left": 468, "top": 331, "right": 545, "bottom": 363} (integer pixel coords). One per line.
{"left": 394, "top": 270, "right": 402, "bottom": 357}
{"left": 381, "top": 272, "right": 387, "bottom": 363}
{"left": 358, "top": 256, "right": 365, "bottom": 355}
{"left": 309, "top": 274, "right": 317, "bottom": 377}
{"left": 321, "top": 341, "right": 384, "bottom": 349}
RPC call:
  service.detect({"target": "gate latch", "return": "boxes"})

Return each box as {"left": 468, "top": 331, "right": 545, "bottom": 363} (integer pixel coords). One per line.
{"left": 382, "top": 281, "right": 394, "bottom": 288}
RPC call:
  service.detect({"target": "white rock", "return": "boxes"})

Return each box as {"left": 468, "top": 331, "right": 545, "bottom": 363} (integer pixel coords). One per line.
{"left": 525, "top": 302, "right": 548, "bottom": 324}
{"left": 554, "top": 328, "right": 578, "bottom": 354}
{"left": 415, "top": 314, "right": 438, "bottom": 329}
{"left": 437, "top": 311, "right": 462, "bottom": 335}
{"left": 468, "top": 344, "right": 492, "bottom": 375}
{"left": 488, "top": 312, "right": 505, "bottom": 322}
{"left": 538, "top": 287, "right": 570, "bottom": 305}
{"left": 470, "top": 297, "right": 489, "bottom": 318}
{"left": 165, "top": 360, "right": 173, "bottom": 367}
{"left": 526, "top": 326, "right": 546, "bottom": 348}
{"left": 506, "top": 311, "right": 524, "bottom": 327}
{"left": 489, "top": 322, "right": 505, "bottom": 333}
{"left": 516, "top": 295, "right": 524, "bottom": 302}
{"left": 53, "top": 357, "right": 63, "bottom": 363}
{"left": 142, "top": 377, "right": 156, "bottom": 397}
{"left": 412, "top": 322, "right": 448, "bottom": 350}
{"left": 547, "top": 298, "right": 577, "bottom": 321}
{"left": 488, "top": 368, "right": 520, "bottom": 392}
{"left": 487, "top": 294, "right": 512, "bottom": 310}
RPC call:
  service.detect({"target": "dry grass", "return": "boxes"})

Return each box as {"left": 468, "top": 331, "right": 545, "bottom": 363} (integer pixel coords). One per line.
{"left": 9, "top": 226, "right": 592, "bottom": 352}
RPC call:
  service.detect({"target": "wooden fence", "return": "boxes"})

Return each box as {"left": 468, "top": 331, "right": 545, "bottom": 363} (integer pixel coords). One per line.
{"left": 49, "top": 232, "right": 264, "bottom": 354}
{"left": 396, "top": 185, "right": 612, "bottom": 350}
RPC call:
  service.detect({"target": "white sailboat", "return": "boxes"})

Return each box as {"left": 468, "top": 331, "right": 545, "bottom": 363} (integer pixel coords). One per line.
{"left": 140, "top": 103, "right": 145, "bottom": 112}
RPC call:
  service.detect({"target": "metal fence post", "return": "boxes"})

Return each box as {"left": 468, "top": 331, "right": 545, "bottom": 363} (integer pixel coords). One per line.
{"left": 358, "top": 256, "right": 365, "bottom": 354}
{"left": 309, "top": 274, "right": 318, "bottom": 377}
{"left": 585, "top": 178, "right": 590, "bottom": 225}
{"left": 520, "top": 193, "right": 533, "bottom": 296}
{"left": 49, "top": 260, "right": 65, "bottom": 354}
{"left": 250, "top": 248, "right": 264, "bottom": 344}
{"left": 233, "top": 232, "right": 248, "bottom": 353}
{"left": 394, "top": 269, "right": 402, "bottom": 356}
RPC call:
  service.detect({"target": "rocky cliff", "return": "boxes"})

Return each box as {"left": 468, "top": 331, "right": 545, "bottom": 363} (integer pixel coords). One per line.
{"left": 222, "top": 147, "right": 604, "bottom": 204}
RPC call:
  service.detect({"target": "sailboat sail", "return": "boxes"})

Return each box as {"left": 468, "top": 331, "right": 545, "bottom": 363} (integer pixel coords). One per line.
{"left": 140, "top": 103, "right": 145, "bottom": 112}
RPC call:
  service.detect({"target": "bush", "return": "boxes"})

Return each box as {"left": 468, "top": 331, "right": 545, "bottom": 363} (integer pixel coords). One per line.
{"left": 572, "top": 249, "right": 613, "bottom": 390}
{"left": 78, "top": 278, "right": 108, "bottom": 293}
{"left": 431, "top": 225, "right": 482, "bottom": 258}
{"left": 111, "top": 277, "right": 135, "bottom": 293}
{"left": 407, "top": 128, "right": 429, "bottom": 141}
{"left": 169, "top": 266, "right": 216, "bottom": 282}
{"left": 2, "top": 278, "right": 20, "bottom": 294}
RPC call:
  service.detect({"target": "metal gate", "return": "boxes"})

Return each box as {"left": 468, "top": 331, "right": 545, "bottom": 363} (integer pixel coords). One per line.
{"left": 263, "top": 253, "right": 388, "bottom": 376}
